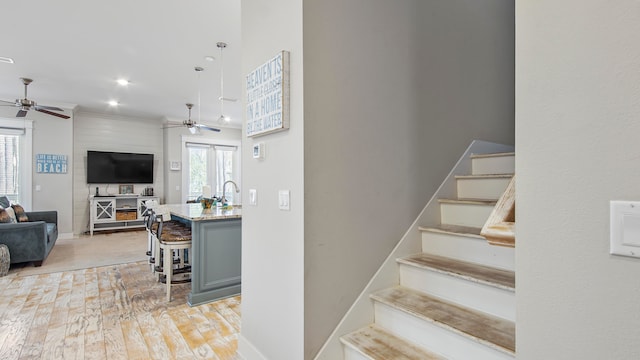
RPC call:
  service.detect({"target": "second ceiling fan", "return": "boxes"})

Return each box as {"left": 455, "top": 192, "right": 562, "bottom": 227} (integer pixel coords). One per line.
{"left": 165, "top": 103, "right": 220, "bottom": 133}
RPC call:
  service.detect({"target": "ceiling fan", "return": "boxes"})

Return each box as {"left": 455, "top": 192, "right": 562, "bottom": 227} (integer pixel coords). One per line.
{"left": 165, "top": 103, "right": 220, "bottom": 133}
{"left": 0, "top": 77, "right": 70, "bottom": 119}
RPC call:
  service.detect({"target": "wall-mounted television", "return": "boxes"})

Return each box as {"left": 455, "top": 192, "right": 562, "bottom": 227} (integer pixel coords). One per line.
{"left": 87, "top": 150, "right": 154, "bottom": 184}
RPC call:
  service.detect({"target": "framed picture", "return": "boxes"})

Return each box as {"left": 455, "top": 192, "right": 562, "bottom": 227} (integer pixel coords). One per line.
{"left": 246, "top": 50, "right": 290, "bottom": 137}
{"left": 119, "top": 184, "right": 134, "bottom": 194}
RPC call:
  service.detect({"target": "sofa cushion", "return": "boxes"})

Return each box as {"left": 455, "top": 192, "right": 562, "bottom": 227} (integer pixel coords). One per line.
{"left": 3, "top": 207, "right": 16, "bottom": 223}
{"left": 11, "top": 204, "right": 28, "bottom": 222}
{"left": 0, "top": 208, "right": 12, "bottom": 223}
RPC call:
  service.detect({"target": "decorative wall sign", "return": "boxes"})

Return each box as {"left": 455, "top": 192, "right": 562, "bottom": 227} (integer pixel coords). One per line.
{"left": 246, "top": 50, "right": 290, "bottom": 137}
{"left": 35, "top": 154, "right": 67, "bottom": 174}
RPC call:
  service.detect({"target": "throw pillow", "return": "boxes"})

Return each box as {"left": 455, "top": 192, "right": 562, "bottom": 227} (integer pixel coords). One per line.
{"left": 0, "top": 208, "right": 12, "bottom": 223}
{"left": 3, "top": 206, "right": 16, "bottom": 223}
{"left": 11, "top": 204, "right": 29, "bottom": 222}
{"left": 0, "top": 196, "right": 10, "bottom": 208}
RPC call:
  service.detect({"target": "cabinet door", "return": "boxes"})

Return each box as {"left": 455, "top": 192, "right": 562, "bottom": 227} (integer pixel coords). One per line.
{"left": 94, "top": 199, "right": 115, "bottom": 222}
{"left": 137, "top": 198, "right": 156, "bottom": 218}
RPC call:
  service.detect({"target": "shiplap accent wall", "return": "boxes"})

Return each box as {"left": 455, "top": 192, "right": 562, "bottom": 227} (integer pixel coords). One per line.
{"left": 73, "top": 112, "right": 164, "bottom": 235}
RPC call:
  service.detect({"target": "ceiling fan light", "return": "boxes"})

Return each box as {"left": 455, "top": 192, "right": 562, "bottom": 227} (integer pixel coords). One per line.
{"left": 188, "top": 127, "right": 197, "bottom": 134}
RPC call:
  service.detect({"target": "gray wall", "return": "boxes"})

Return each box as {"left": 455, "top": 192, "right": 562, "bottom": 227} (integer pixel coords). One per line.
{"left": 516, "top": 0, "right": 640, "bottom": 358}
{"left": 240, "top": 0, "right": 514, "bottom": 358}
{"left": 303, "top": 0, "right": 514, "bottom": 357}
{"left": 0, "top": 106, "right": 74, "bottom": 236}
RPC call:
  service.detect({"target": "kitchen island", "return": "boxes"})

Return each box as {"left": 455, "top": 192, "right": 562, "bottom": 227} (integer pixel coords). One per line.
{"left": 164, "top": 203, "right": 242, "bottom": 306}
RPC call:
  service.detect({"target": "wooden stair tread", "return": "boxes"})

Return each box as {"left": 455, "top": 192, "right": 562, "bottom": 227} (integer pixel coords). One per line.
{"left": 372, "top": 287, "right": 515, "bottom": 354}
{"left": 341, "top": 325, "right": 445, "bottom": 360}
{"left": 455, "top": 174, "right": 513, "bottom": 179}
{"left": 398, "top": 253, "right": 515, "bottom": 291}
{"left": 438, "top": 198, "right": 497, "bottom": 206}
{"left": 418, "top": 224, "right": 484, "bottom": 239}
{"left": 470, "top": 152, "right": 515, "bottom": 159}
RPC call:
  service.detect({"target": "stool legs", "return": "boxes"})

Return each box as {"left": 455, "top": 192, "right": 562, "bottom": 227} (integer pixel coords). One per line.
{"left": 164, "top": 243, "right": 173, "bottom": 302}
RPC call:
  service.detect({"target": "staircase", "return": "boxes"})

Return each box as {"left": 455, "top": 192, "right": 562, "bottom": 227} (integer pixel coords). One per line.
{"left": 340, "top": 151, "right": 515, "bottom": 359}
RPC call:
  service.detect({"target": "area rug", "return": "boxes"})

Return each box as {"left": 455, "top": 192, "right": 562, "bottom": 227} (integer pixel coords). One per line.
{"left": 7, "top": 229, "right": 149, "bottom": 277}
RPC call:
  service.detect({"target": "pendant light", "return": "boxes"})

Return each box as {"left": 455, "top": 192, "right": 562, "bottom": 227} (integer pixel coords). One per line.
{"left": 217, "top": 42, "right": 231, "bottom": 124}
{"left": 192, "top": 66, "right": 205, "bottom": 134}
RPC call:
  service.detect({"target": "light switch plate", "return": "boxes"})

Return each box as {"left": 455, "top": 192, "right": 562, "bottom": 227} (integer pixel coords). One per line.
{"left": 279, "top": 190, "right": 290, "bottom": 211}
{"left": 610, "top": 201, "right": 640, "bottom": 258}
{"left": 249, "top": 189, "right": 257, "bottom": 206}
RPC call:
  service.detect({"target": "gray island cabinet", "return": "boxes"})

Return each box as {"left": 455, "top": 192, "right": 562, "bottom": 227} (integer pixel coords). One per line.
{"left": 165, "top": 203, "right": 241, "bottom": 306}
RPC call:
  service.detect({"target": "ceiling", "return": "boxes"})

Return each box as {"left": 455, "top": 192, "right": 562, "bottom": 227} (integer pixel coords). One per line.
{"left": 0, "top": 0, "right": 242, "bottom": 129}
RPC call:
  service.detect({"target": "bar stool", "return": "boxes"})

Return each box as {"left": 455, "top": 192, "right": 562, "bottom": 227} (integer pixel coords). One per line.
{"left": 151, "top": 207, "right": 189, "bottom": 275}
{"left": 144, "top": 208, "right": 157, "bottom": 269}
{"left": 143, "top": 199, "right": 159, "bottom": 263}
{"left": 150, "top": 213, "right": 192, "bottom": 301}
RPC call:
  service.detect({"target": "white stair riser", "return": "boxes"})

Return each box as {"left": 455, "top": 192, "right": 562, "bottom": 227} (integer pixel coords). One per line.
{"left": 471, "top": 155, "right": 515, "bottom": 175}
{"left": 374, "top": 302, "right": 514, "bottom": 360}
{"left": 421, "top": 232, "right": 515, "bottom": 271}
{"left": 342, "top": 343, "right": 371, "bottom": 360}
{"left": 440, "top": 203, "right": 493, "bottom": 228}
{"left": 399, "top": 264, "right": 515, "bottom": 321}
{"left": 456, "top": 177, "right": 511, "bottom": 201}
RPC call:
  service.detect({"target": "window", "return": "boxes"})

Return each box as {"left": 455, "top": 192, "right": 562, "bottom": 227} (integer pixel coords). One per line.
{"left": 182, "top": 138, "right": 240, "bottom": 204}
{"left": 0, "top": 134, "right": 19, "bottom": 203}
{"left": 215, "top": 146, "right": 238, "bottom": 203}
{"left": 0, "top": 118, "right": 33, "bottom": 208}
{"left": 186, "top": 143, "right": 212, "bottom": 200}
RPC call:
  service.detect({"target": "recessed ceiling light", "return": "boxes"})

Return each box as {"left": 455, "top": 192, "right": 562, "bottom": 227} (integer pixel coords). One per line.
{"left": 116, "top": 79, "right": 129, "bottom": 86}
{"left": 108, "top": 100, "right": 119, "bottom": 106}
{"left": 0, "top": 56, "right": 14, "bottom": 64}
{"left": 204, "top": 56, "right": 215, "bottom": 62}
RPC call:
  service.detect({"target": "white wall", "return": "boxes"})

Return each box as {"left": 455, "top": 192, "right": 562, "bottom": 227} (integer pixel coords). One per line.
{"left": 239, "top": 0, "right": 305, "bottom": 359}
{"left": 73, "top": 112, "right": 164, "bottom": 235}
{"left": 0, "top": 106, "right": 74, "bottom": 236}
{"left": 516, "top": 0, "right": 640, "bottom": 358}
{"left": 163, "top": 125, "right": 242, "bottom": 204}
{"left": 303, "top": 0, "right": 514, "bottom": 357}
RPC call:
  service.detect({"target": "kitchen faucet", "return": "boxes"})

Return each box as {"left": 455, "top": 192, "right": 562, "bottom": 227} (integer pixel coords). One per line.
{"left": 221, "top": 180, "right": 240, "bottom": 205}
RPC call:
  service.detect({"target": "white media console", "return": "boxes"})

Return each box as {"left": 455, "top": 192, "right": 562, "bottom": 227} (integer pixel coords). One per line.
{"left": 89, "top": 195, "right": 159, "bottom": 235}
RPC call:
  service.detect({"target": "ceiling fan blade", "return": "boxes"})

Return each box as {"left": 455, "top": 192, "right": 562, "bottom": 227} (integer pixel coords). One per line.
{"left": 36, "top": 108, "right": 70, "bottom": 119}
{"left": 0, "top": 99, "right": 17, "bottom": 105}
{"left": 35, "top": 105, "right": 64, "bottom": 112}
{"left": 162, "top": 124, "right": 186, "bottom": 129}
{"left": 16, "top": 110, "right": 27, "bottom": 117}
{"left": 195, "top": 124, "right": 221, "bottom": 132}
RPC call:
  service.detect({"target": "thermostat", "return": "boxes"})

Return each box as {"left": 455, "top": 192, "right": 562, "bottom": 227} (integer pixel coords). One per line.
{"left": 253, "top": 143, "right": 265, "bottom": 160}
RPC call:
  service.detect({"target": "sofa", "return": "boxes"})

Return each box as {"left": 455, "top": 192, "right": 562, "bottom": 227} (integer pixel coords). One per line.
{"left": 0, "top": 211, "right": 58, "bottom": 267}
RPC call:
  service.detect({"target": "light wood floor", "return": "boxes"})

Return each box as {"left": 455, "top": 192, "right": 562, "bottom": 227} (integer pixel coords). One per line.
{"left": 0, "top": 261, "right": 240, "bottom": 359}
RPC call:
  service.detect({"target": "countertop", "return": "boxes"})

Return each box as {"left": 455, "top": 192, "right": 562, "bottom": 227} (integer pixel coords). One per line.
{"left": 165, "top": 203, "right": 242, "bottom": 221}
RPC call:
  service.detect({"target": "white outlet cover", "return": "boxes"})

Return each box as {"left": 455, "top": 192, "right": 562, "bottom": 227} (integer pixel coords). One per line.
{"left": 610, "top": 200, "right": 640, "bottom": 258}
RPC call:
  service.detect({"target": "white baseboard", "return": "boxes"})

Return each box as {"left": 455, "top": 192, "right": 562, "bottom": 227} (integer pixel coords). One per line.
{"left": 238, "top": 334, "right": 268, "bottom": 360}
{"left": 58, "top": 232, "right": 74, "bottom": 240}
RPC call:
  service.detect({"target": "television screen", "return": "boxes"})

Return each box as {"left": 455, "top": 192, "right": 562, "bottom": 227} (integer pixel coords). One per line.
{"left": 87, "top": 151, "right": 154, "bottom": 184}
